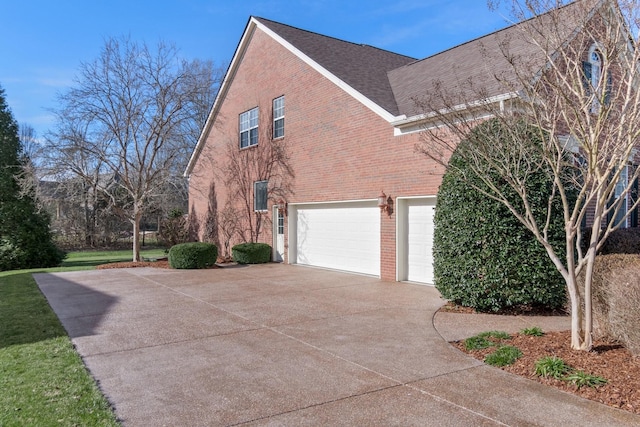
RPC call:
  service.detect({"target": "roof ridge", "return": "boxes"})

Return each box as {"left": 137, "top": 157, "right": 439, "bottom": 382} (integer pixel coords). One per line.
{"left": 252, "top": 16, "right": 417, "bottom": 61}
{"left": 397, "top": 0, "right": 596, "bottom": 68}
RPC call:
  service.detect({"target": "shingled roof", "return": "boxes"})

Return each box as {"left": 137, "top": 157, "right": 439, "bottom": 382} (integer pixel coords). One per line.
{"left": 254, "top": 17, "right": 417, "bottom": 116}
{"left": 388, "top": 0, "right": 599, "bottom": 117}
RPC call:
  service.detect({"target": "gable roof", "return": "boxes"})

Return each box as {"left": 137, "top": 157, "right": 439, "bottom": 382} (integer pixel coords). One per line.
{"left": 185, "top": 0, "right": 602, "bottom": 176}
{"left": 253, "top": 17, "right": 416, "bottom": 116}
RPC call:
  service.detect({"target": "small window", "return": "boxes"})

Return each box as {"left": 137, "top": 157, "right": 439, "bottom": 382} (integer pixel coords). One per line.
{"left": 254, "top": 180, "right": 268, "bottom": 212}
{"left": 277, "top": 212, "right": 284, "bottom": 235}
{"left": 273, "top": 96, "right": 284, "bottom": 139}
{"left": 240, "top": 107, "right": 259, "bottom": 148}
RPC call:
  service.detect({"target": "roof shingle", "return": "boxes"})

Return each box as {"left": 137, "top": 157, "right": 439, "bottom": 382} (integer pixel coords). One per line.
{"left": 254, "top": 17, "right": 416, "bottom": 116}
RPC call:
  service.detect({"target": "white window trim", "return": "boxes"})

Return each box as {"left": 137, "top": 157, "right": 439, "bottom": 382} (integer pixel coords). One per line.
{"left": 240, "top": 107, "right": 259, "bottom": 148}
{"left": 273, "top": 96, "right": 284, "bottom": 139}
{"left": 254, "top": 180, "right": 268, "bottom": 212}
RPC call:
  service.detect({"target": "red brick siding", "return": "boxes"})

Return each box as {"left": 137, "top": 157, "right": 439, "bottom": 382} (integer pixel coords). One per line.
{"left": 189, "top": 27, "right": 444, "bottom": 280}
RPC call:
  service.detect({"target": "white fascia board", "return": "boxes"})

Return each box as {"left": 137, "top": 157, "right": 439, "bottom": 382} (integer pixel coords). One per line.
{"left": 391, "top": 92, "right": 519, "bottom": 136}
{"left": 254, "top": 20, "right": 398, "bottom": 123}
{"left": 184, "top": 20, "right": 259, "bottom": 177}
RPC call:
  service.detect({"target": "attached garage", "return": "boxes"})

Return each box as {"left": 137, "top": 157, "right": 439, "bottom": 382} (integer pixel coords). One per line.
{"left": 290, "top": 201, "right": 380, "bottom": 276}
{"left": 397, "top": 197, "right": 436, "bottom": 284}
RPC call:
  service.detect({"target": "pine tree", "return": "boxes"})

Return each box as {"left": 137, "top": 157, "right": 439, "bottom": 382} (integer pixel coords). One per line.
{"left": 0, "top": 85, "right": 64, "bottom": 270}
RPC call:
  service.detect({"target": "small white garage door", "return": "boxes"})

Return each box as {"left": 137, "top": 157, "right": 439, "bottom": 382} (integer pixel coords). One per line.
{"left": 406, "top": 198, "right": 436, "bottom": 284}
{"left": 294, "top": 201, "right": 380, "bottom": 276}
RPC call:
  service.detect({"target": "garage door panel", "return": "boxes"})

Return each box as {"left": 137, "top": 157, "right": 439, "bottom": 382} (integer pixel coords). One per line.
{"left": 296, "top": 203, "right": 379, "bottom": 276}
{"left": 406, "top": 199, "right": 435, "bottom": 284}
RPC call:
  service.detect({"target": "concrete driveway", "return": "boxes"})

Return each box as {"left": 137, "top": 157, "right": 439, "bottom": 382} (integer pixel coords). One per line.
{"left": 35, "top": 264, "right": 638, "bottom": 426}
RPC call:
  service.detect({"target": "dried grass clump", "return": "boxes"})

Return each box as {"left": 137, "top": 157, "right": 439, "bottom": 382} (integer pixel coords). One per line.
{"left": 584, "top": 254, "right": 640, "bottom": 356}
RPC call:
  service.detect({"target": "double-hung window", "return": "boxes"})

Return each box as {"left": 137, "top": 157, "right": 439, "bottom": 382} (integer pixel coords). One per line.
{"left": 254, "top": 180, "right": 268, "bottom": 212}
{"left": 613, "top": 166, "right": 629, "bottom": 227}
{"left": 240, "top": 107, "right": 259, "bottom": 148}
{"left": 273, "top": 96, "right": 284, "bottom": 139}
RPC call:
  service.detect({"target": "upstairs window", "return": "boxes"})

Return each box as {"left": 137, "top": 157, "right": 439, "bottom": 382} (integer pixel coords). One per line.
{"left": 240, "top": 107, "right": 259, "bottom": 148}
{"left": 254, "top": 180, "right": 268, "bottom": 212}
{"left": 273, "top": 96, "right": 284, "bottom": 139}
{"left": 582, "top": 44, "right": 611, "bottom": 112}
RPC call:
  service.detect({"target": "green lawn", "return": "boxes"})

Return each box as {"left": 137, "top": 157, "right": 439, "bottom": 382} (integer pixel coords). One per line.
{"left": 0, "top": 249, "right": 164, "bottom": 426}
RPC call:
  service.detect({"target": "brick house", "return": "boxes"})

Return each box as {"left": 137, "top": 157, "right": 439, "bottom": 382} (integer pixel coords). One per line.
{"left": 185, "top": 0, "right": 636, "bottom": 284}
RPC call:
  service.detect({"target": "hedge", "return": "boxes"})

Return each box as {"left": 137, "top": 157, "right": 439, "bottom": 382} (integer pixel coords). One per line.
{"left": 433, "top": 119, "right": 567, "bottom": 312}
{"left": 168, "top": 242, "right": 218, "bottom": 269}
{"left": 232, "top": 243, "right": 271, "bottom": 264}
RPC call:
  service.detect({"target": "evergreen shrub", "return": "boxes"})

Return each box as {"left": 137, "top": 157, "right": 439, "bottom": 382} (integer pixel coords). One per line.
{"left": 232, "top": 243, "right": 271, "bottom": 264}
{"left": 168, "top": 242, "right": 218, "bottom": 269}
{"left": 434, "top": 119, "right": 567, "bottom": 312}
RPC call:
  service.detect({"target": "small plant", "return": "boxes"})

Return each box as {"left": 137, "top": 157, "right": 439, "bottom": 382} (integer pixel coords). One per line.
{"left": 564, "top": 371, "right": 608, "bottom": 389}
{"left": 484, "top": 345, "right": 523, "bottom": 366}
{"left": 521, "top": 326, "right": 544, "bottom": 336}
{"left": 464, "top": 330, "right": 510, "bottom": 350}
{"left": 534, "top": 356, "right": 571, "bottom": 379}
{"left": 464, "top": 335, "right": 494, "bottom": 350}
{"left": 478, "top": 330, "right": 511, "bottom": 340}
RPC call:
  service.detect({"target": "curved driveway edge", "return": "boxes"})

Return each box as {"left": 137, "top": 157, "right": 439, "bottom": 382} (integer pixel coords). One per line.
{"left": 35, "top": 264, "right": 639, "bottom": 426}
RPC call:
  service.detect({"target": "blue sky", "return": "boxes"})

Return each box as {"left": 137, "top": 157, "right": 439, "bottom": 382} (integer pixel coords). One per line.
{"left": 0, "top": 0, "right": 513, "bottom": 140}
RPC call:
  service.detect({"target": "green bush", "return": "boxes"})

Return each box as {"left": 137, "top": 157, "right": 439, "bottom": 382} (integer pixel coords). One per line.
{"left": 434, "top": 119, "right": 567, "bottom": 312}
{"left": 232, "top": 243, "right": 271, "bottom": 264}
{"left": 168, "top": 242, "right": 218, "bottom": 269}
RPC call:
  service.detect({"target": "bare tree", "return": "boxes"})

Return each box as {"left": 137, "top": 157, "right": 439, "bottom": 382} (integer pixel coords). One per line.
{"left": 221, "top": 113, "right": 294, "bottom": 243}
{"left": 47, "top": 37, "right": 221, "bottom": 260}
{"left": 417, "top": 0, "right": 640, "bottom": 350}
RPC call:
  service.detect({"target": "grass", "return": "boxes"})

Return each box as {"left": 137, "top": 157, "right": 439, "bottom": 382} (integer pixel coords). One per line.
{"left": 565, "top": 370, "right": 608, "bottom": 389}
{"left": 521, "top": 326, "right": 545, "bottom": 336}
{"left": 533, "top": 355, "right": 608, "bottom": 389}
{"left": 464, "top": 331, "right": 521, "bottom": 367}
{"left": 484, "top": 345, "right": 523, "bottom": 367}
{"left": 464, "top": 330, "right": 511, "bottom": 350}
{"left": 0, "top": 248, "right": 160, "bottom": 426}
{"left": 534, "top": 356, "right": 572, "bottom": 379}
{"left": 60, "top": 248, "right": 167, "bottom": 268}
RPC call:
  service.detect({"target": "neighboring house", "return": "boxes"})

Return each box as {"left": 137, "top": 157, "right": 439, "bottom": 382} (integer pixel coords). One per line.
{"left": 185, "top": 0, "right": 636, "bottom": 284}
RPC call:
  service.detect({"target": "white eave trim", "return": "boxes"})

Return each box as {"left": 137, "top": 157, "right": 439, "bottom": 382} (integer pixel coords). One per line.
{"left": 391, "top": 92, "right": 519, "bottom": 136}
{"left": 185, "top": 17, "right": 399, "bottom": 177}
{"left": 255, "top": 20, "right": 398, "bottom": 123}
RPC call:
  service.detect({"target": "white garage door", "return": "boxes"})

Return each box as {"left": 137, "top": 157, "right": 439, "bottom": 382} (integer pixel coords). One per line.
{"left": 295, "top": 202, "right": 380, "bottom": 276}
{"left": 406, "top": 198, "right": 436, "bottom": 283}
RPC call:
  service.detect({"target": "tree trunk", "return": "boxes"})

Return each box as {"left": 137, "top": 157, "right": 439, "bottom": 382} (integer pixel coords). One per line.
{"left": 132, "top": 208, "right": 142, "bottom": 262}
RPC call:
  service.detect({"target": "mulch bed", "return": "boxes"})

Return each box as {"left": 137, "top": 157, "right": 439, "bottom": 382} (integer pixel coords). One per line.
{"left": 96, "top": 260, "right": 172, "bottom": 269}
{"left": 95, "top": 260, "right": 222, "bottom": 269}
{"left": 448, "top": 306, "right": 640, "bottom": 414}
